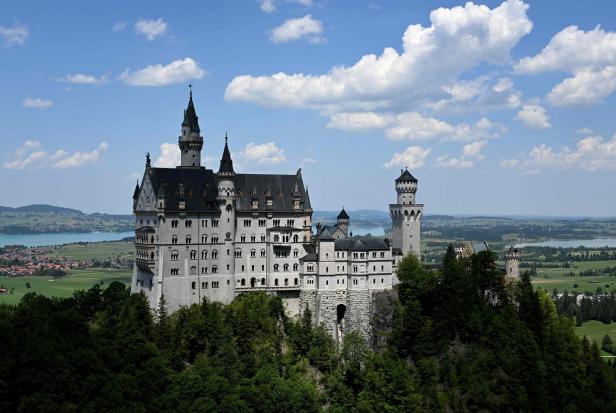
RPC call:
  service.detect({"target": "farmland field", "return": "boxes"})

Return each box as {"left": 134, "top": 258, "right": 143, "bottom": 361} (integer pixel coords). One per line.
{"left": 530, "top": 260, "right": 616, "bottom": 293}
{"left": 44, "top": 241, "right": 133, "bottom": 260}
{"left": 575, "top": 320, "right": 616, "bottom": 357}
{"left": 0, "top": 268, "right": 132, "bottom": 305}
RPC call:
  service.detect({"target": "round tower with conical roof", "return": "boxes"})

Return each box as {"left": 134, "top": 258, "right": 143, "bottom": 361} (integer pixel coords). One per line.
{"left": 217, "top": 134, "right": 236, "bottom": 277}
{"left": 178, "top": 87, "right": 203, "bottom": 167}
{"left": 389, "top": 168, "right": 423, "bottom": 258}
{"left": 505, "top": 246, "right": 519, "bottom": 281}
{"left": 337, "top": 208, "right": 349, "bottom": 236}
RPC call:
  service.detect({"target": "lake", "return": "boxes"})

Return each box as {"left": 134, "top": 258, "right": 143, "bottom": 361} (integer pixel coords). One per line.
{"left": 0, "top": 231, "right": 135, "bottom": 247}
{"left": 515, "top": 238, "right": 616, "bottom": 249}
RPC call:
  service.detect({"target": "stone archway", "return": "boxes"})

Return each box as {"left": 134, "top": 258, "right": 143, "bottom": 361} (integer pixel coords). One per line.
{"left": 335, "top": 304, "right": 347, "bottom": 344}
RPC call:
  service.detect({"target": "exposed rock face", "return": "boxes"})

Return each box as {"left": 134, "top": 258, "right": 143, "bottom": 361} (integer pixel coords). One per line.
{"left": 370, "top": 289, "right": 398, "bottom": 351}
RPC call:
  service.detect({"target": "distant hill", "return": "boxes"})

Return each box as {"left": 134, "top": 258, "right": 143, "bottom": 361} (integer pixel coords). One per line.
{"left": 13, "top": 204, "right": 85, "bottom": 215}
{"left": 0, "top": 204, "right": 131, "bottom": 218}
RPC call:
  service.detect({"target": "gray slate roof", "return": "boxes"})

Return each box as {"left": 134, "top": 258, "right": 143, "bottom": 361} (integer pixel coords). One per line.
{"left": 335, "top": 236, "right": 391, "bottom": 251}
{"left": 396, "top": 168, "right": 418, "bottom": 183}
{"left": 147, "top": 167, "right": 219, "bottom": 212}
{"left": 233, "top": 172, "right": 311, "bottom": 213}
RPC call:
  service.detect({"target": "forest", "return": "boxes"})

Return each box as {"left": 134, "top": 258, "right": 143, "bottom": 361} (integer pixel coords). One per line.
{"left": 1, "top": 246, "right": 616, "bottom": 412}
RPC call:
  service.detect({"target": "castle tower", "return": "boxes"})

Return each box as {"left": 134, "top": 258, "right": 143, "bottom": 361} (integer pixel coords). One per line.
{"left": 337, "top": 208, "right": 349, "bottom": 236}
{"left": 389, "top": 168, "right": 423, "bottom": 258}
{"left": 505, "top": 246, "right": 519, "bottom": 281}
{"left": 178, "top": 87, "right": 203, "bottom": 167}
{"left": 217, "top": 134, "right": 236, "bottom": 277}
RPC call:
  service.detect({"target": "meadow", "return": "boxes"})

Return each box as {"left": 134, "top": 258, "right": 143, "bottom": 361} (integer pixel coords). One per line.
{"left": 531, "top": 260, "right": 616, "bottom": 293}
{"left": 575, "top": 320, "right": 616, "bottom": 357}
{"left": 0, "top": 268, "right": 132, "bottom": 305}
{"left": 44, "top": 240, "right": 133, "bottom": 260}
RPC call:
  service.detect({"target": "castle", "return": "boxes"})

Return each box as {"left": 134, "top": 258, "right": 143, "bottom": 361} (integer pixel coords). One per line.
{"left": 131, "top": 91, "right": 423, "bottom": 341}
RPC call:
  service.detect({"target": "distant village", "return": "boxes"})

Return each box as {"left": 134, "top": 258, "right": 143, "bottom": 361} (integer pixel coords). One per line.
{"left": 0, "top": 245, "right": 130, "bottom": 278}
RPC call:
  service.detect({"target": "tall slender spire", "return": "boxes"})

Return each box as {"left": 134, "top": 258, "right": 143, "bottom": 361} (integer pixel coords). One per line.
{"left": 218, "top": 133, "right": 234, "bottom": 175}
{"left": 182, "top": 85, "right": 200, "bottom": 133}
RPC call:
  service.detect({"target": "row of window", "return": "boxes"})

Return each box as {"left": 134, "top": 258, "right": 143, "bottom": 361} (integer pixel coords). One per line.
{"left": 167, "top": 218, "right": 307, "bottom": 229}
{"left": 136, "top": 250, "right": 155, "bottom": 260}
{"left": 168, "top": 233, "right": 304, "bottom": 245}
{"left": 191, "top": 281, "right": 221, "bottom": 290}
{"left": 136, "top": 233, "right": 155, "bottom": 243}
{"left": 238, "top": 277, "right": 299, "bottom": 287}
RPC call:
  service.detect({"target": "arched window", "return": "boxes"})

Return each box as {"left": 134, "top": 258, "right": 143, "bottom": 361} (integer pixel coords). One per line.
{"left": 275, "top": 279, "right": 279, "bottom": 286}
{"left": 171, "top": 220, "right": 178, "bottom": 228}
{"left": 201, "top": 250, "right": 208, "bottom": 259}
{"left": 293, "top": 263, "right": 298, "bottom": 271}
{"left": 274, "top": 264, "right": 279, "bottom": 272}
{"left": 190, "top": 250, "right": 197, "bottom": 260}
{"left": 190, "top": 266, "right": 197, "bottom": 275}
{"left": 201, "top": 235, "right": 208, "bottom": 243}
{"left": 241, "top": 278, "right": 246, "bottom": 286}
{"left": 273, "top": 234, "right": 280, "bottom": 242}
{"left": 186, "top": 235, "right": 192, "bottom": 245}
{"left": 240, "top": 234, "right": 246, "bottom": 242}
{"left": 185, "top": 220, "right": 192, "bottom": 228}
{"left": 250, "top": 249, "right": 256, "bottom": 258}
{"left": 284, "top": 278, "right": 288, "bottom": 286}
{"left": 212, "top": 265, "right": 218, "bottom": 273}
{"left": 171, "top": 250, "right": 178, "bottom": 261}
{"left": 261, "top": 249, "right": 266, "bottom": 257}
{"left": 283, "top": 263, "right": 289, "bottom": 272}
{"left": 293, "top": 234, "right": 299, "bottom": 243}
{"left": 212, "top": 250, "right": 218, "bottom": 259}
{"left": 235, "top": 249, "right": 242, "bottom": 258}
{"left": 150, "top": 252, "right": 154, "bottom": 259}
{"left": 261, "top": 235, "right": 266, "bottom": 242}
{"left": 211, "top": 235, "right": 219, "bottom": 244}
{"left": 261, "top": 278, "right": 266, "bottom": 285}
{"left": 226, "top": 204, "right": 232, "bottom": 212}
{"left": 293, "top": 249, "right": 299, "bottom": 258}
{"left": 226, "top": 232, "right": 232, "bottom": 240}
{"left": 172, "top": 235, "right": 178, "bottom": 245}
{"left": 294, "top": 278, "right": 298, "bottom": 285}
{"left": 251, "top": 234, "right": 256, "bottom": 242}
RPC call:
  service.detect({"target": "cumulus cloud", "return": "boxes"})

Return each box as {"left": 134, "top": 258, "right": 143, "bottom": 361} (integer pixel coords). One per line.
{"left": 226, "top": 0, "right": 532, "bottom": 111}
{"left": 239, "top": 142, "right": 286, "bottom": 164}
{"left": 384, "top": 146, "right": 431, "bottom": 169}
{"left": 3, "top": 141, "right": 108, "bottom": 170}
{"left": 120, "top": 58, "right": 206, "bottom": 86}
{"left": 60, "top": 73, "right": 109, "bottom": 85}
{"left": 515, "top": 104, "right": 551, "bottom": 129}
{"left": 0, "top": 22, "right": 29, "bottom": 47}
{"left": 22, "top": 98, "right": 53, "bottom": 110}
{"left": 437, "top": 140, "right": 487, "bottom": 168}
{"left": 270, "top": 15, "right": 325, "bottom": 44}
{"left": 515, "top": 25, "right": 616, "bottom": 105}
{"left": 429, "top": 76, "right": 522, "bottom": 113}
{"left": 547, "top": 66, "right": 616, "bottom": 106}
{"left": 505, "top": 133, "right": 616, "bottom": 173}
{"left": 258, "top": 0, "right": 313, "bottom": 13}
{"left": 134, "top": 18, "right": 168, "bottom": 41}
{"left": 154, "top": 143, "right": 181, "bottom": 167}
{"left": 328, "top": 111, "right": 505, "bottom": 142}
{"left": 54, "top": 142, "right": 108, "bottom": 168}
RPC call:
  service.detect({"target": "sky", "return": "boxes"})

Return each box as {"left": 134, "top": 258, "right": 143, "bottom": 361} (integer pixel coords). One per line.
{"left": 1, "top": 0, "right": 615, "bottom": 216}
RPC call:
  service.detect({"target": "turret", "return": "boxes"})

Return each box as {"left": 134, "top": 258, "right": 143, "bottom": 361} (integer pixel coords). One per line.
{"left": 395, "top": 167, "right": 418, "bottom": 205}
{"left": 132, "top": 181, "right": 140, "bottom": 211}
{"left": 217, "top": 134, "right": 235, "bottom": 198}
{"left": 337, "top": 208, "right": 349, "bottom": 236}
{"left": 389, "top": 167, "right": 423, "bottom": 258}
{"left": 178, "top": 87, "right": 203, "bottom": 167}
{"left": 505, "top": 246, "right": 519, "bottom": 281}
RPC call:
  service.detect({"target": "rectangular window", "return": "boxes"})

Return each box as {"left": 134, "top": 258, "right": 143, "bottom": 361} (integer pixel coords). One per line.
{"left": 244, "top": 219, "right": 252, "bottom": 227}
{"left": 212, "top": 281, "right": 219, "bottom": 288}
{"left": 212, "top": 219, "right": 219, "bottom": 227}
{"left": 258, "top": 219, "right": 266, "bottom": 227}
{"left": 191, "top": 282, "right": 196, "bottom": 289}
